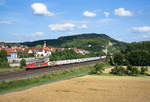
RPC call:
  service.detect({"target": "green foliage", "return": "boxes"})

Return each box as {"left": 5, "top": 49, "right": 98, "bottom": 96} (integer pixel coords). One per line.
{"left": 50, "top": 49, "right": 89, "bottom": 61}
{"left": 140, "top": 66, "right": 148, "bottom": 74}
{"left": 20, "top": 59, "right": 26, "bottom": 68}
{"left": 18, "top": 52, "right": 34, "bottom": 58}
{"left": 91, "top": 62, "right": 106, "bottom": 74}
{"left": 0, "top": 50, "right": 9, "bottom": 68}
{"left": 110, "top": 66, "right": 126, "bottom": 76}
{"left": 110, "top": 65, "right": 142, "bottom": 76}
{"left": 35, "top": 44, "right": 42, "bottom": 48}
{"left": 114, "top": 53, "right": 124, "bottom": 65}
{"left": 109, "top": 57, "right": 114, "bottom": 65}
{"left": 127, "top": 50, "right": 150, "bottom": 66}
{"left": 120, "top": 41, "right": 150, "bottom": 66}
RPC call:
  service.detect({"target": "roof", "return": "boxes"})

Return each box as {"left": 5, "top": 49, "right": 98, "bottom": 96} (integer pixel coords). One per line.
{"left": 43, "top": 46, "right": 50, "bottom": 51}
{"left": 1, "top": 48, "right": 17, "bottom": 56}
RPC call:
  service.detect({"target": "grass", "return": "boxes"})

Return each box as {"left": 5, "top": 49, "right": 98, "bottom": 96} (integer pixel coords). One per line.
{"left": 92, "top": 73, "right": 150, "bottom": 77}
{"left": 0, "top": 66, "right": 93, "bottom": 93}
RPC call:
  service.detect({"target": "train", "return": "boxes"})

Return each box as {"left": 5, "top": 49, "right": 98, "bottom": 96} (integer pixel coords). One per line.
{"left": 25, "top": 56, "right": 106, "bottom": 70}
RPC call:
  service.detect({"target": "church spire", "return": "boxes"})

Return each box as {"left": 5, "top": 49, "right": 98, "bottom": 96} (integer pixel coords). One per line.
{"left": 43, "top": 41, "right": 46, "bottom": 47}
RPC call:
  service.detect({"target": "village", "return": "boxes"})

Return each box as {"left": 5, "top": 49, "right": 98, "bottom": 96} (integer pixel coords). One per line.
{"left": 0, "top": 41, "right": 90, "bottom": 66}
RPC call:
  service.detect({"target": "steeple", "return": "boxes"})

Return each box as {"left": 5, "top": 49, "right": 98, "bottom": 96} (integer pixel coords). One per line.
{"left": 43, "top": 41, "right": 46, "bottom": 47}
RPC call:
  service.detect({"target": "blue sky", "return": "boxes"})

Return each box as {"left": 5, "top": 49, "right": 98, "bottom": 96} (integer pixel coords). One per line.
{"left": 0, "top": 0, "right": 150, "bottom": 42}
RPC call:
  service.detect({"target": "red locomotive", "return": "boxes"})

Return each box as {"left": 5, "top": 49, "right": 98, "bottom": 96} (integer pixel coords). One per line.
{"left": 26, "top": 61, "right": 48, "bottom": 70}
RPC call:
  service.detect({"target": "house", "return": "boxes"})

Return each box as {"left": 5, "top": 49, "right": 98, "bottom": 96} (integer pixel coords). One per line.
{"left": 24, "top": 48, "right": 33, "bottom": 54}
{"left": 34, "top": 41, "right": 51, "bottom": 57}
{"left": 2, "top": 48, "right": 18, "bottom": 59}
{"left": 74, "top": 48, "right": 90, "bottom": 55}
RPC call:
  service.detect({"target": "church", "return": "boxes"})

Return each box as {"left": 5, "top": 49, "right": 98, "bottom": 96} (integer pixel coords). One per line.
{"left": 35, "top": 41, "right": 51, "bottom": 57}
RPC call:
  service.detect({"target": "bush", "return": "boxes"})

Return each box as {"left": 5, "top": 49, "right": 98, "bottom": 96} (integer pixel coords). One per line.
{"left": 140, "top": 66, "right": 148, "bottom": 74}
{"left": 0, "top": 50, "right": 9, "bottom": 68}
{"left": 110, "top": 66, "right": 126, "bottom": 76}
{"left": 111, "top": 65, "right": 141, "bottom": 76}
{"left": 91, "top": 63, "right": 105, "bottom": 74}
{"left": 130, "top": 67, "right": 140, "bottom": 76}
{"left": 114, "top": 53, "right": 124, "bottom": 65}
{"left": 0, "top": 61, "right": 10, "bottom": 68}
{"left": 127, "top": 50, "right": 150, "bottom": 66}
{"left": 20, "top": 59, "right": 26, "bottom": 68}
{"left": 109, "top": 57, "right": 114, "bottom": 65}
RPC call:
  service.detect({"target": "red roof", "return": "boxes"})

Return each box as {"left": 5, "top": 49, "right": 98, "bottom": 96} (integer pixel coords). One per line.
{"left": 24, "top": 48, "right": 30, "bottom": 52}
{"left": 43, "top": 46, "right": 50, "bottom": 51}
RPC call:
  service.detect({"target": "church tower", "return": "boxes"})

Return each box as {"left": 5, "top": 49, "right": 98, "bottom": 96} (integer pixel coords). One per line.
{"left": 43, "top": 41, "right": 46, "bottom": 47}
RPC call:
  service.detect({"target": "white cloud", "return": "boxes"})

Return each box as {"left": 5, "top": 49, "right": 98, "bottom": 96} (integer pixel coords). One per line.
{"left": 0, "top": 21, "right": 12, "bottom": 24}
{"left": 131, "top": 26, "right": 150, "bottom": 38}
{"left": 104, "top": 12, "right": 110, "bottom": 18}
{"left": 114, "top": 8, "right": 133, "bottom": 17}
{"left": 79, "top": 24, "right": 88, "bottom": 29}
{"left": 33, "top": 32, "right": 43, "bottom": 37}
{"left": 142, "top": 34, "right": 150, "bottom": 38}
{"left": 49, "top": 23, "right": 75, "bottom": 31}
{"left": 14, "top": 32, "right": 43, "bottom": 40}
{"left": 31, "top": 3, "right": 54, "bottom": 16}
{"left": 131, "top": 26, "right": 150, "bottom": 32}
{"left": 83, "top": 11, "right": 96, "bottom": 17}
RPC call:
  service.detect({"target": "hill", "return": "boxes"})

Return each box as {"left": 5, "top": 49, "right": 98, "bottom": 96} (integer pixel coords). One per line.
{"left": 20, "top": 33, "right": 127, "bottom": 55}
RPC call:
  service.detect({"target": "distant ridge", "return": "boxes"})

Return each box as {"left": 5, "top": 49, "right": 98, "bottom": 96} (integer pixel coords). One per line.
{"left": 20, "top": 33, "right": 127, "bottom": 53}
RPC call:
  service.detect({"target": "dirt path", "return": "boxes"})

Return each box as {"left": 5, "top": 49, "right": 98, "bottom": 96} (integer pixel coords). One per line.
{"left": 0, "top": 75, "right": 150, "bottom": 102}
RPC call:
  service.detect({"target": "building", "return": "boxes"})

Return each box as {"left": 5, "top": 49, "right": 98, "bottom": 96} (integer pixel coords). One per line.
{"left": 2, "top": 48, "right": 18, "bottom": 59}
{"left": 35, "top": 41, "right": 51, "bottom": 57}
{"left": 74, "top": 48, "right": 90, "bottom": 55}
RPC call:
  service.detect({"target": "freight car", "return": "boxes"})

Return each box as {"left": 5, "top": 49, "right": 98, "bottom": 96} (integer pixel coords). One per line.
{"left": 26, "top": 56, "right": 106, "bottom": 70}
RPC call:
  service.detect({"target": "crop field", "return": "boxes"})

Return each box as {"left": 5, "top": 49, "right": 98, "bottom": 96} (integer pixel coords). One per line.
{"left": 0, "top": 75, "right": 150, "bottom": 102}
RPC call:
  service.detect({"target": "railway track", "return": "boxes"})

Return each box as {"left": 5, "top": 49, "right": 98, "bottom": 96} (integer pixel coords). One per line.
{"left": 0, "top": 59, "right": 103, "bottom": 82}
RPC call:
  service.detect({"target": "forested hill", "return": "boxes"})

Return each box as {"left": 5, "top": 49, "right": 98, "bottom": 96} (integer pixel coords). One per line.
{"left": 20, "top": 33, "right": 127, "bottom": 54}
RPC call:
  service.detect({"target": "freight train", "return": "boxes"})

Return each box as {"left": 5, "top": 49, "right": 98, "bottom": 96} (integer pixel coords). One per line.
{"left": 25, "top": 56, "right": 106, "bottom": 70}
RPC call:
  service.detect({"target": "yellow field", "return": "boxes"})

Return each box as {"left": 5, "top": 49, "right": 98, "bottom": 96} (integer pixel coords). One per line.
{"left": 0, "top": 75, "right": 150, "bottom": 102}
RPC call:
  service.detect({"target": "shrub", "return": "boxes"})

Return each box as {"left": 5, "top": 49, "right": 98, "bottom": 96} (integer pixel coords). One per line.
{"left": 114, "top": 53, "right": 124, "bottom": 65}
{"left": 109, "top": 57, "right": 114, "bottom": 66}
{"left": 126, "top": 65, "right": 140, "bottom": 76}
{"left": 0, "top": 50, "right": 9, "bottom": 68}
{"left": 93, "top": 62, "right": 105, "bottom": 74}
{"left": 130, "top": 67, "right": 140, "bottom": 76}
{"left": 110, "top": 66, "right": 126, "bottom": 76}
{"left": 127, "top": 50, "right": 150, "bottom": 66}
{"left": 140, "top": 66, "right": 148, "bottom": 74}
{"left": 20, "top": 59, "right": 26, "bottom": 68}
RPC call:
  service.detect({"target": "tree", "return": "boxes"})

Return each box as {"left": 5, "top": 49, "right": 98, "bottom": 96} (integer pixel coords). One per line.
{"left": 0, "top": 50, "right": 8, "bottom": 61}
{"left": 109, "top": 57, "right": 114, "bottom": 65}
{"left": 35, "top": 45, "right": 42, "bottom": 48}
{"left": 110, "top": 66, "right": 126, "bottom": 76}
{"left": 94, "top": 63, "right": 105, "bottom": 74}
{"left": 114, "top": 53, "right": 124, "bottom": 65}
{"left": 127, "top": 50, "right": 150, "bottom": 66}
{"left": 50, "top": 49, "right": 86, "bottom": 61}
{"left": 140, "top": 66, "right": 148, "bottom": 74}
{"left": 0, "top": 50, "right": 9, "bottom": 68}
{"left": 20, "top": 59, "right": 26, "bottom": 68}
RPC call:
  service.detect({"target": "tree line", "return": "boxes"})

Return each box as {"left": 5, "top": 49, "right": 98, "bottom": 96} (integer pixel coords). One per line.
{"left": 113, "top": 41, "right": 150, "bottom": 66}
{"left": 50, "top": 49, "right": 94, "bottom": 61}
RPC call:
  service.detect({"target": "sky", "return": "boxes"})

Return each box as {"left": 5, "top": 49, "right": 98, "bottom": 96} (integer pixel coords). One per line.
{"left": 0, "top": 0, "right": 150, "bottom": 42}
